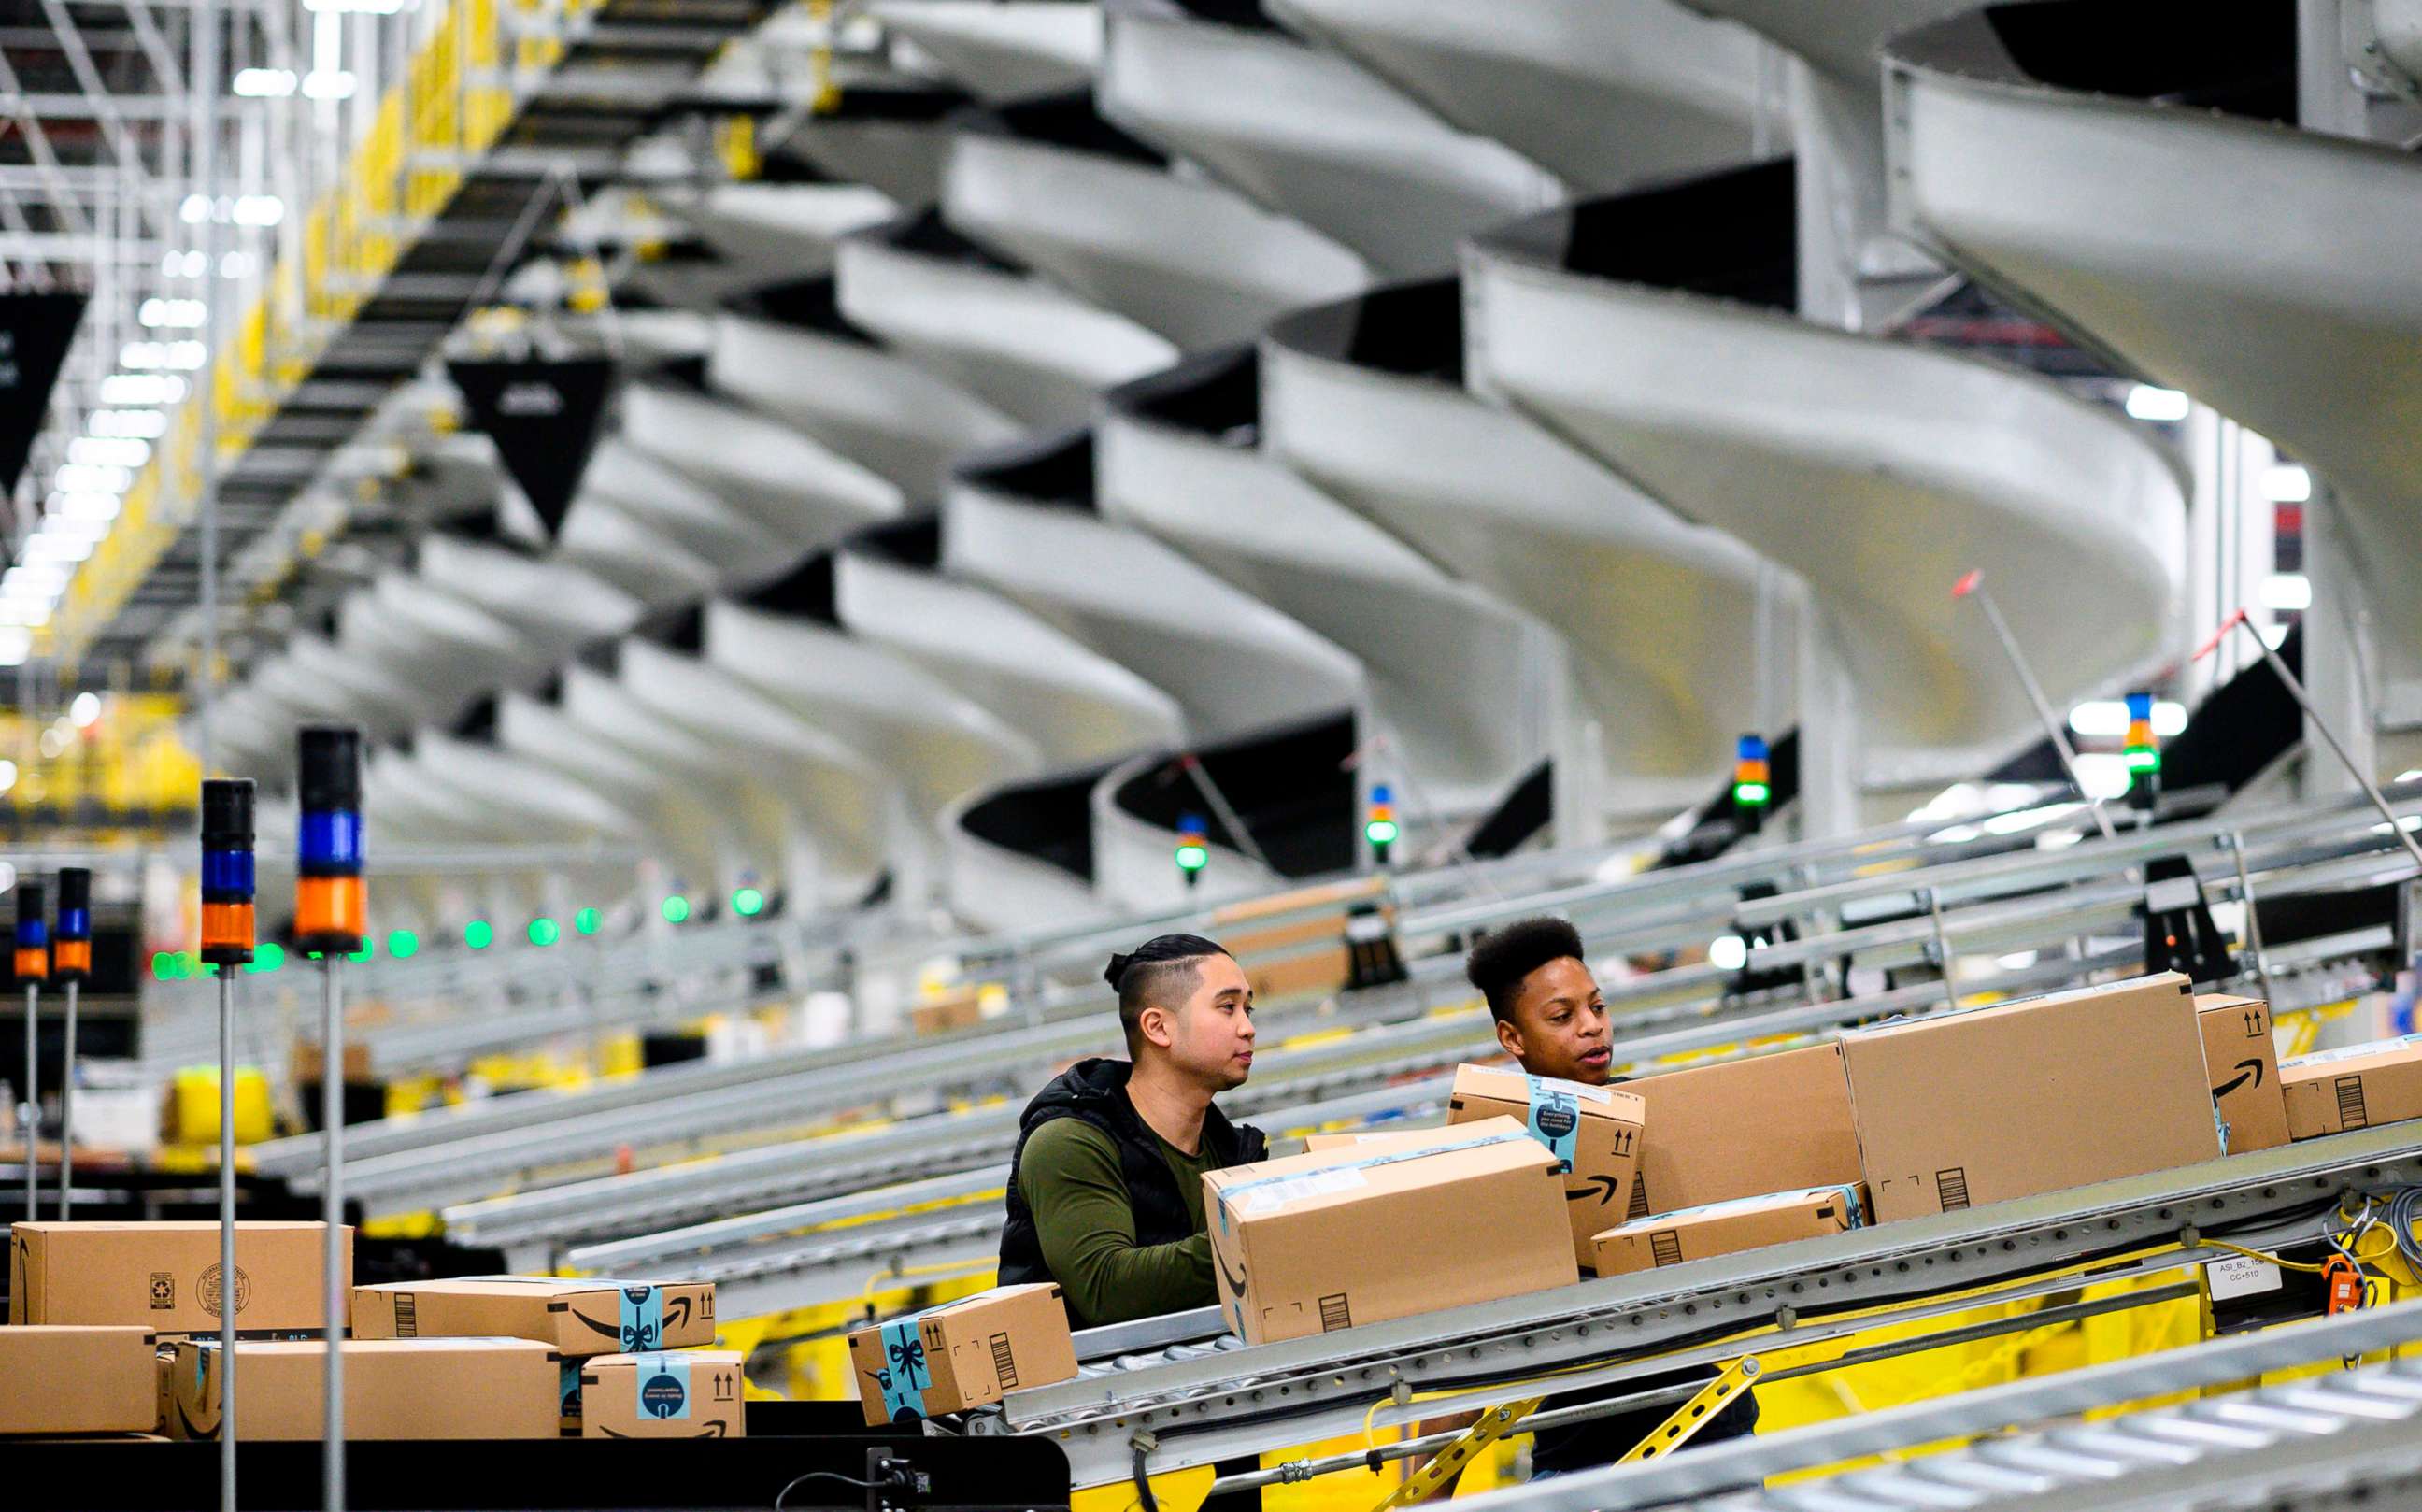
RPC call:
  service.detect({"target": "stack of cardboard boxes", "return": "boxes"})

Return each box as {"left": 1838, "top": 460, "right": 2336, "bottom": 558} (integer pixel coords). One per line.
{"left": 1, "top": 1221, "right": 734, "bottom": 1442}
{"left": 1177, "top": 971, "right": 2380, "bottom": 1348}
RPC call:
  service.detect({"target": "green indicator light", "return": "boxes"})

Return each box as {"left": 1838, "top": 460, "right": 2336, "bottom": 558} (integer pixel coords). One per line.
{"left": 387, "top": 930, "right": 418, "bottom": 960}
{"left": 1175, "top": 843, "right": 1208, "bottom": 873}
{"left": 151, "top": 951, "right": 176, "bottom": 982}
{"left": 529, "top": 918, "right": 561, "bottom": 947}
{"left": 662, "top": 894, "right": 691, "bottom": 924}
{"left": 246, "top": 941, "right": 285, "bottom": 975}
{"left": 733, "top": 887, "right": 764, "bottom": 918}
{"left": 465, "top": 920, "right": 494, "bottom": 949}
{"left": 1364, "top": 819, "right": 1401, "bottom": 847}
{"left": 575, "top": 907, "right": 602, "bottom": 935}
{"left": 2125, "top": 746, "right": 2161, "bottom": 773}
{"left": 349, "top": 941, "right": 374, "bottom": 963}
{"left": 1733, "top": 781, "right": 1772, "bottom": 807}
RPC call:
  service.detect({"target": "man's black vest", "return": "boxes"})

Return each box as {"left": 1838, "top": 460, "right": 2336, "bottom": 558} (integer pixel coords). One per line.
{"left": 998, "top": 1058, "right": 1267, "bottom": 1292}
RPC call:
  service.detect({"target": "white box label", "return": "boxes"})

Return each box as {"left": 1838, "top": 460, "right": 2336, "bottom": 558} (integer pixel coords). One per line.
{"left": 2206, "top": 1252, "right": 2283, "bottom": 1302}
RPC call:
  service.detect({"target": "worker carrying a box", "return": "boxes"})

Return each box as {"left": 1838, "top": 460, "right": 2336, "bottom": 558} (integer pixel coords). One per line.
{"left": 1446, "top": 918, "right": 1758, "bottom": 1477}
{"left": 997, "top": 934, "right": 1269, "bottom": 1330}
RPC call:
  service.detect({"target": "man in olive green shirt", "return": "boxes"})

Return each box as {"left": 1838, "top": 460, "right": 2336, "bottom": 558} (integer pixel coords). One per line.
{"left": 997, "top": 934, "right": 1267, "bottom": 1330}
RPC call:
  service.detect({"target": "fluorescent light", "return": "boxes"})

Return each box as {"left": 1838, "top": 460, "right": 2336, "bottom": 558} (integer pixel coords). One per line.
{"left": 2263, "top": 464, "right": 2313, "bottom": 504}
{"left": 233, "top": 66, "right": 299, "bottom": 97}
{"left": 2125, "top": 385, "right": 2191, "bottom": 422}
{"left": 0, "top": 600, "right": 49, "bottom": 628}
{"left": 220, "top": 251, "right": 256, "bottom": 278}
{"left": 24, "top": 533, "right": 92, "bottom": 563}
{"left": 90, "top": 409, "right": 166, "bottom": 439}
{"left": 306, "top": 0, "right": 414, "bottom": 13}
{"left": 179, "top": 194, "right": 210, "bottom": 224}
{"left": 100, "top": 374, "right": 185, "bottom": 405}
{"left": 69, "top": 692, "right": 100, "bottom": 728}
{"left": 54, "top": 492, "right": 121, "bottom": 522}
{"left": 232, "top": 196, "right": 285, "bottom": 227}
{"left": 0, "top": 631, "right": 32, "bottom": 668}
{"left": 2068, "top": 699, "right": 2187, "bottom": 737}
{"left": 53, "top": 464, "right": 132, "bottom": 493}
{"left": 2260, "top": 573, "right": 2312, "bottom": 612}
{"left": 2072, "top": 753, "right": 2135, "bottom": 802}
{"left": 49, "top": 513, "right": 111, "bottom": 542}
{"left": 302, "top": 70, "right": 358, "bottom": 99}
{"left": 138, "top": 297, "right": 207, "bottom": 329}
{"left": 1707, "top": 935, "right": 1748, "bottom": 971}
{"left": 67, "top": 437, "right": 149, "bottom": 468}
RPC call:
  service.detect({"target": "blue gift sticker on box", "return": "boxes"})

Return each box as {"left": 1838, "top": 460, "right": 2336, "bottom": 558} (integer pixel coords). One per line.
{"left": 620, "top": 1286, "right": 663, "bottom": 1352}
{"left": 876, "top": 1318, "right": 930, "bottom": 1420}
{"left": 636, "top": 1352, "right": 691, "bottom": 1420}
{"left": 1525, "top": 1075, "right": 1581, "bottom": 1175}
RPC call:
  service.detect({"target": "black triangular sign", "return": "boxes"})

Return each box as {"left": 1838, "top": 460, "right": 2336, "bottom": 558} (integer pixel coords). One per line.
{"left": 0, "top": 293, "right": 88, "bottom": 498}
{"left": 446, "top": 355, "right": 616, "bottom": 540}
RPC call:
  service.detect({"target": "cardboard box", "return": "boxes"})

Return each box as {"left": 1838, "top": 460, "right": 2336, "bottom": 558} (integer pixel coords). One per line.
{"left": 2196, "top": 994, "right": 2290, "bottom": 1153}
{"left": 1204, "top": 1116, "right": 1577, "bottom": 1346}
{"left": 8, "top": 1220, "right": 350, "bottom": 1332}
{"left": 1446, "top": 1064, "right": 1646, "bottom": 1269}
{"left": 2282, "top": 1034, "right": 2422, "bottom": 1139}
{"left": 350, "top": 1277, "right": 716, "bottom": 1357}
{"left": 909, "top": 990, "right": 983, "bottom": 1036}
{"left": 1839, "top": 972, "right": 2222, "bottom": 1223}
{"left": 1621, "top": 1044, "right": 1864, "bottom": 1214}
{"left": 166, "top": 1337, "right": 561, "bottom": 1441}
{"left": 848, "top": 1284, "right": 1078, "bottom": 1426}
{"left": 578, "top": 1350, "right": 747, "bottom": 1439}
{"left": 1301, "top": 1127, "right": 1434, "bottom": 1153}
{"left": 1590, "top": 1185, "right": 1867, "bottom": 1277}
{"left": 0, "top": 1326, "right": 159, "bottom": 1435}
{"left": 154, "top": 1344, "right": 176, "bottom": 1433}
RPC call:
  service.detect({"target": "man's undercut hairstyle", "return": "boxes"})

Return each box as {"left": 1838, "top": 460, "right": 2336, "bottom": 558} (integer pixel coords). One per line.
{"left": 1465, "top": 915, "right": 1587, "bottom": 1022}
{"left": 1104, "top": 934, "right": 1232, "bottom": 1055}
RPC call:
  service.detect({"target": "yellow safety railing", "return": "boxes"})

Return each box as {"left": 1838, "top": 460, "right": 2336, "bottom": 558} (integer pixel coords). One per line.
{"left": 48, "top": 0, "right": 525, "bottom": 669}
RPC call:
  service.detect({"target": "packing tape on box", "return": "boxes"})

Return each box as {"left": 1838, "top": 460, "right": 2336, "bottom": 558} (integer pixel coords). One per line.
{"left": 1617, "top": 1183, "right": 1870, "bottom": 1234}
{"left": 1216, "top": 1129, "right": 1537, "bottom": 1222}
{"left": 876, "top": 1317, "right": 931, "bottom": 1420}
{"left": 562, "top": 1361, "right": 582, "bottom": 1419}
{"left": 634, "top": 1351, "right": 693, "bottom": 1421}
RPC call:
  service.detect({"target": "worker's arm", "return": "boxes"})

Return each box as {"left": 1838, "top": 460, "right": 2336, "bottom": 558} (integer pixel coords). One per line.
{"left": 1019, "top": 1118, "right": 1215, "bottom": 1328}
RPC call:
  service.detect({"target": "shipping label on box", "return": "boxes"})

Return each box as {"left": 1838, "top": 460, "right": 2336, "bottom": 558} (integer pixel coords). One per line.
{"left": 167, "top": 1337, "right": 562, "bottom": 1441}
{"left": 848, "top": 1283, "right": 1078, "bottom": 1427}
{"left": 1204, "top": 1117, "right": 1576, "bottom": 1346}
{"left": 2281, "top": 1034, "right": 2422, "bottom": 1139}
{"left": 579, "top": 1350, "right": 746, "bottom": 1439}
{"left": 1589, "top": 1185, "right": 1866, "bottom": 1277}
{"left": 1621, "top": 1044, "right": 1864, "bottom": 1214}
{"left": 351, "top": 1277, "right": 716, "bottom": 1357}
{"left": 2196, "top": 994, "right": 2289, "bottom": 1153}
{"left": 1446, "top": 1064, "right": 1646, "bottom": 1269}
{"left": 1840, "top": 972, "right": 2220, "bottom": 1223}
{"left": 0, "top": 1326, "right": 160, "bottom": 1435}
{"left": 8, "top": 1221, "right": 350, "bottom": 1333}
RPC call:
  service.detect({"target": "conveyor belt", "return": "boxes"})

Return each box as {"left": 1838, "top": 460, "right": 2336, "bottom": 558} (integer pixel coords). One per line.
{"left": 981, "top": 1120, "right": 2422, "bottom": 1486}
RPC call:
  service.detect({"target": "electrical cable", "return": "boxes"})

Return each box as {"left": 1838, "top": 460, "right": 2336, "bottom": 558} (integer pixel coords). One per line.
{"left": 774, "top": 1470, "right": 878, "bottom": 1510}
{"left": 2389, "top": 1186, "right": 2422, "bottom": 1270}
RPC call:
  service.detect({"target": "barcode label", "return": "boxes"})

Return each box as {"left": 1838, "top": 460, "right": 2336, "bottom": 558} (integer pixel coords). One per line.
{"left": 394, "top": 1295, "right": 418, "bottom": 1337}
{"left": 1648, "top": 1232, "right": 1684, "bottom": 1268}
{"left": 1235, "top": 1168, "right": 1368, "bottom": 1214}
{"left": 989, "top": 1332, "right": 1018, "bottom": 1390}
{"left": 1935, "top": 1168, "right": 1972, "bottom": 1211}
{"left": 1626, "top": 1177, "right": 1650, "bottom": 1222}
{"left": 1318, "top": 1294, "right": 1352, "bottom": 1333}
{"left": 2337, "top": 1075, "right": 2369, "bottom": 1131}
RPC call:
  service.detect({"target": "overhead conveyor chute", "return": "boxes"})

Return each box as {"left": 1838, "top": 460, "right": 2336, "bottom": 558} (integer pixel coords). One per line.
{"left": 616, "top": 378, "right": 909, "bottom": 544}
{"left": 703, "top": 553, "right": 1045, "bottom": 832}
{"left": 833, "top": 209, "right": 1178, "bottom": 428}
{"left": 940, "top": 92, "right": 1370, "bottom": 349}
{"left": 834, "top": 522, "right": 1185, "bottom": 767}
{"left": 1264, "top": 0, "right": 1779, "bottom": 192}
{"left": 553, "top": 497, "right": 727, "bottom": 610}
{"left": 944, "top": 426, "right": 1364, "bottom": 740}
{"left": 1462, "top": 161, "right": 2188, "bottom": 823}
{"left": 1094, "top": 0, "right": 1564, "bottom": 278}
{"left": 1883, "top": 0, "right": 2422, "bottom": 763}
{"left": 251, "top": 640, "right": 422, "bottom": 742}
{"left": 415, "top": 534, "right": 646, "bottom": 657}
{"left": 615, "top": 634, "right": 902, "bottom": 908}
{"left": 663, "top": 181, "right": 901, "bottom": 275}
{"left": 766, "top": 79, "right": 969, "bottom": 208}
{"left": 1676, "top": 0, "right": 1976, "bottom": 327}
{"left": 1261, "top": 280, "right": 1781, "bottom": 828}
{"left": 569, "top": 435, "right": 794, "bottom": 583}
{"left": 867, "top": 0, "right": 1104, "bottom": 101}
{"left": 496, "top": 688, "right": 734, "bottom": 896}
{"left": 1099, "top": 348, "right": 1552, "bottom": 820}
{"left": 336, "top": 573, "right": 549, "bottom": 728}
{"left": 942, "top": 760, "right": 1122, "bottom": 933}
{"left": 709, "top": 278, "right": 1021, "bottom": 497}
